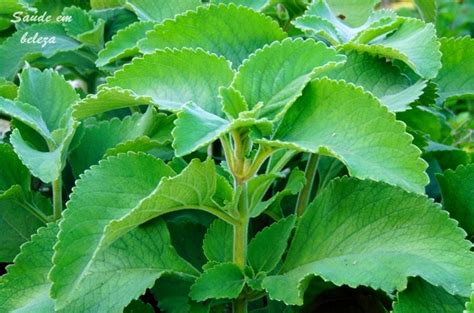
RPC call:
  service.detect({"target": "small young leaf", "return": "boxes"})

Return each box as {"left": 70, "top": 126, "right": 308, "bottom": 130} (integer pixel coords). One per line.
{"left": 263, "top": 178, "right": 474, "bottom": 305}
{"left": 190, "top": 263, "right": 245, "bottom": 301}
{"left": 262, "top": 78, "right": 428, "bottom": 194}
{"left": 437, "top": 164, "right": 474, "bottom": 236}
{"left": 232, "top": 38, "right": 346, "bottom": 120}
{"left": 139, "top": 4, "right": 287, "bottom": 68}
{"left": 203, "top": 219, "right": 233, "bottom": 263}
{"left": 393, "top": 278, "right": 466, "bottom": 313}
{"left": 0, "top": 78, "right": 18, "bottom": 99}
{"left": 219, "top": 87, "right": 248, "bottom": 119}
{"left": 248, "top": 216, "right": 296, "bottom": 273}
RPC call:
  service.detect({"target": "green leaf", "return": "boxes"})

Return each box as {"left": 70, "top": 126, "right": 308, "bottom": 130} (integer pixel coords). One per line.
{"left": 220, "top": 87, "right": 248, "bottom": 120}
{"left": 69, "top": 112, "right": 158, "bottom": 177}
{"left": 437, "top": 164, "right": 474, "bottom": 236}
{"left": 105, "top": 49, "right": 234, "bottom": 115}
{"left": 203, "top": 219, "right": 233, "bottom": 263}
{"left": 139, "top": 4, "right": 287, "bottom": 68}
{"left": 10, "top": 123, "right": 76, "bottom": 183}
{"left": 261, "top": 78, "right": 428, "bottom": 194}
{"left": 232, "top": 38, "right": 346, "bottom": 120}
{"left": 0, "top": 186, "right": 46, "bottom": 262}
{"left": 293, "top": 0, "right": 397, "bottom": 45}
{"left": 345, "top": 18, "right": 442, "bottom": 79}
{"left": 0, "top": 23, "right": 81, "bottom": 80}
{"left": 248, "top": 216, "right": 296, "bottom": 273}
{"left": 262, "top": 178, "right": 474, "bottom": 305}
{"left": 413, "top": 0, "right": 437, "bottom": 22}
{"left": 190, "top": 263, "right": 245, "bottom": 301}
{"left": 51, "top": 154, "right": 232, "bottom": 308}
{"left": 96, "top": 21, "right": 154, "bottom": 67}
{"left": 325, "top": 0, "right": 380, "bottom": 27}
{"left": 72, "top": 87, "right": 154, "bottom": 119}
{"left": 153, "top": 275, "right": 209, "bottom": 313}
{"left": 0, "top": 78, "right": 18, "bottom": 99}
{"left": 124, "top": 0, "right": 201, "bottom": 21}
{"left": 18, "top": 67, "right": 79, "bottom": 131}
{"left": 124, "top": 300, "right": 154, "bottom": 313}
{"left": 104, "top": 136, "right": 167, "bottom": 158}
{"left": 433, "top": 37, "right": 474, "bottom": 104}
{"left": 62, "top": 6, "right": 95, "bottom": 37}
{"left": 172, "top": 102, "right": 272, "bottom": 157}
{"left": 56, "top": 219, "right": 198, "bottom": 312}
{"left": 0, "top": 97, "right": 52, "bottom": 142}
{"left": 210, "top": 0, "right": 269, "bottom": 11}
{"left": 323, "top": 51, "right": 426, "bottom": 112}
{"left": 393, "top": 278, "right": 466, "bottom": 313}
{"left": 0, "top": 143, "right": 30, "bottom": 192}
{"left": 467, "top": 286, "right": 474, "bottom": 313}
{"left": 0, "top": 223, "right": 57, "bottom": 312}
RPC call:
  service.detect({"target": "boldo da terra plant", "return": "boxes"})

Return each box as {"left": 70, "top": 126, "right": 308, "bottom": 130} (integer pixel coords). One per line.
{"left": 0, "top": 0, "right": 473, "bottom": 312}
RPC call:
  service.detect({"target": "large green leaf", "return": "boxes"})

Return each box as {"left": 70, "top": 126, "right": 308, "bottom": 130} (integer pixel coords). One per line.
{"left": 0, "top": 23, "right": 81, "bottom": 80}
{"left": 51, "top": 154, "right": 232, "bottom": 308}
{"left": 325, "top": 0, "right": 380, "bottom": 27}
{"left": 0, "top": 223, "right": 57, "bottom": 312}
{"left": 139, "top": 4, "right": 287, "bottom": 68}
{"left": 56, "top": 219, "right": 198, "bottom": 312}
{"left": 96, "top": 21, "right": 154, "bottom": 67}
{"left": 18, "top": 68, "right": 79, "bottom": 131}
{"left": 433, "top": 37, "right": 474, "bottom": 104}
{"left": 124, "top": 0, "right": 201, "bottom": 21}
{"left": 323, "top": 51, "right": 426, "bottom": 112}
{"left": 263, "top": 178, "right": 474, "bottom": 305}
{"left": 105, "top": 49, "right": 234, "bottom": 116}
{"left": 437, "top": 164, "right": 474, "bottom": 236}
{"left": 232, "top": 38, "right": 346, "bottom": 120}
{"left": 261, "top": 78, "right": 428, "bottom": 194}
{"left": 393, "top": 278, "right": 466, "bottom": 313}
{"left": 190, "top": 263, "right": 245, "bottom": 301}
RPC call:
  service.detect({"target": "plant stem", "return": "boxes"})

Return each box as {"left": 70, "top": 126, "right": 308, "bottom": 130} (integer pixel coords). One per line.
{"left": 52, "top": 176, "right": 63, "bottom": 220}
{"left": 295, "top": 153, "right": 320, "bottom": 216}
{"left": 233, "top": 182, "right": 249, "bottom": 312}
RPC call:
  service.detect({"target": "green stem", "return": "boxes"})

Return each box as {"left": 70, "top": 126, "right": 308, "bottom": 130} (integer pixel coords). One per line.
{"left": 52, "top": 176, "right": 63, "bottom": 220}
{"left": 295, "top": 153, "right": 320, "bottom": 216}
{"left": 233, "top": 182, "right": 249, "bottom": 312}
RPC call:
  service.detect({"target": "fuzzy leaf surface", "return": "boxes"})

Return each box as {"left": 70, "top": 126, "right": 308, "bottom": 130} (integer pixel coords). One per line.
{"left": 232, "top": 38, "right": 346, "bottom": 119}
{"left": 263, "top": 178, "right": 474, "bottom": 305}
{"left": 105, "top": 49, "right": 234, "bottom": 115}
{"left": 203, "top": 219, "right": 233, "bottom": 263}
{"left": 139, "top": 4, "right": 287, "bottom": 67}
{"left": 262, "top": 78, "right": 428, "bottom": 193}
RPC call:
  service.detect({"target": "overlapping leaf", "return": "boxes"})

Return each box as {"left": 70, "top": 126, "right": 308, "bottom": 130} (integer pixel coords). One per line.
{"left": 323, "top": 51, "right": 426, "bottom": 112}
{"left": 437, "top": 164, "right": 474, "bottom": 236}
{"left": 105, "top": 49, "right": 234, "bottom": 116}
{"left": 51, "top": 154, "right": 233, "bottom": 309}
{"left": 124, "top": 0, "right": 201, "bottom": 21}
{"left": 139, "top": 4, "right": 287, "bottom": 67}
{"left": 393, "top": 278, "right": 466, "bottom": 313}
{"left": 261, "top": 78, "right": 428, "bottom": 193}
{"left": 0, "top": 23, "right": 81, "bottom": 80}
{"left": 263, "top": 178, "right": 474, "bottom": 305}
{"left": 433, "top": 37, "right": 474, "bottom": 104}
